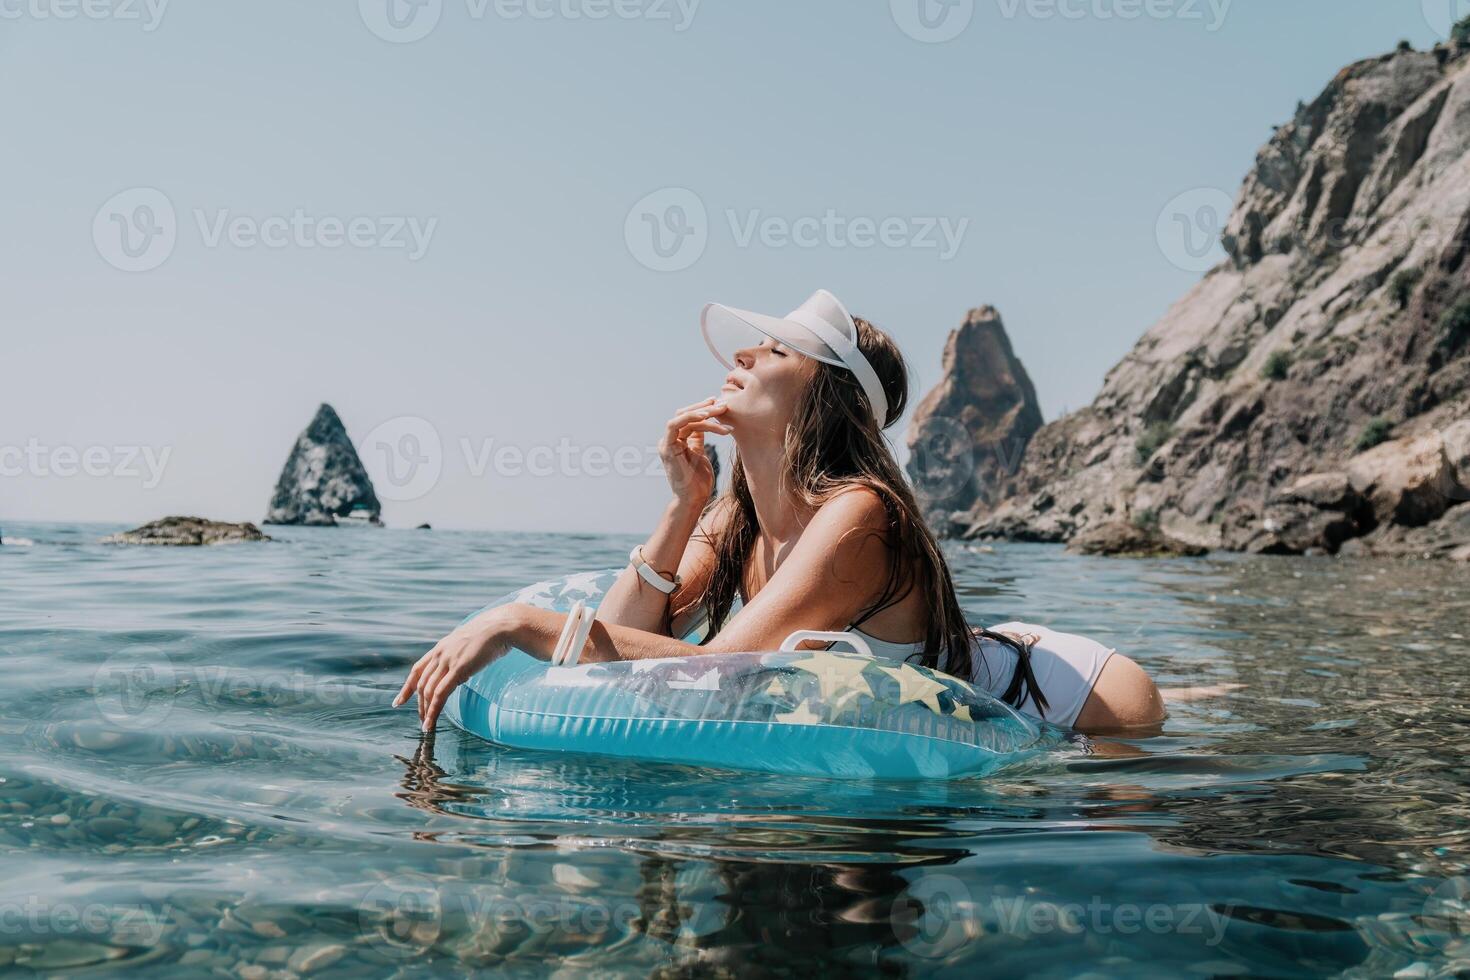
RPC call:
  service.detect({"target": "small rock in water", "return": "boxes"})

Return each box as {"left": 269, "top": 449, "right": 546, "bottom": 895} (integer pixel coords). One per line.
{"left": 416, "top": 523, "right": 432, "bottom": 530}
{"left": 86, "top": 816, "right": 132, "bottom": 840}
{"left": 16, "top": 940, "right": 125, "bottom": 970}
{"left": 101, "top": 517, "right": 271, "bottom": 547}
{"left": 1068, "top": 521, "right": 1207, "bottom": 558}
{"left": 287, "top": 943, "right": 347, "bottom": 974}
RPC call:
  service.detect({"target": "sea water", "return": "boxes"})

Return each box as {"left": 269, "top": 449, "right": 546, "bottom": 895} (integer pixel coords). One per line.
{"left": 1, "top": 521, "right": 1467, "bottom": 976}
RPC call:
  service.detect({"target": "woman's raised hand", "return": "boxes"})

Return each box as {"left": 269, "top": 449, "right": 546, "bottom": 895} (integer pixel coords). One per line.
{"left": 658, "top": 396, "right": 731, "bottom": 505}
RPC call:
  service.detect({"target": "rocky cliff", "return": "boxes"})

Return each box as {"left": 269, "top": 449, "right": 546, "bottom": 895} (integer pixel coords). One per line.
{"left": 905, "top": 307, "right": 1043, "bottom": 535}
{"left": 967, "top": 36, "right": 1470, "bottom": 558}
{"left": 264, "top": 404, "right": 382, "bottom": 527}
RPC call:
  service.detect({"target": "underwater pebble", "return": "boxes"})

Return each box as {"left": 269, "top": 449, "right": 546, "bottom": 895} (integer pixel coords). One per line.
{"left": 87, "top": 816, "right": 131, "bottom": 840}
{"left": 49, "top": 814, "right": 71, "bottom": 826}
{"left": 287, "top": 943, "right": 346, "bottom": 974}
{"left": 16, "top": 939, "right": 124, "bottom": 969}
{"left": 552, "top": 864, "right": 598, "bottom": 890}
{"left": 178, "top": 949, "right": 213, "bottom": 966}
{"left": 252, "top": 921, "right": 286, "bottom": 939}
{"left": 237, "top": 965, "right": 269, "bottom": 980}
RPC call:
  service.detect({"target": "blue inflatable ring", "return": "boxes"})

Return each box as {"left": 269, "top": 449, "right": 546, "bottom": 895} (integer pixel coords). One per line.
{"left": 441, "top": 570, "right": 1042, "bottom": 779}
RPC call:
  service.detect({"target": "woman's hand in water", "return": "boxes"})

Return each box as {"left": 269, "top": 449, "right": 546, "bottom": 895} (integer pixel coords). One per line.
{"left": 659, "top": 396, "right": 731, "bottom": 506}
{"left": 393, "top": 608, "right": 516, "bottom": 733}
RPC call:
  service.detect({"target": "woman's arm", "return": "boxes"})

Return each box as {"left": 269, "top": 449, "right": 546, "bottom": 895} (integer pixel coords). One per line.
{"left": 594, "top": 398, "right": 730, "bottom": 634}
{"left": 398, "top": 487, "right": 891, "bottom": 732}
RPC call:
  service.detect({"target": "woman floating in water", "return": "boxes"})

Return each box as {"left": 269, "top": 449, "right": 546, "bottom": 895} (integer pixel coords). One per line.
{"left": 396, "top": 289, "right": 1165, "bottom": 734}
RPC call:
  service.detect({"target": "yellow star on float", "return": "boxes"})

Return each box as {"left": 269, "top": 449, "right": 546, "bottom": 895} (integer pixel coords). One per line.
{"left": 951, "top": 703, "right": 973, "bottom": 722}
{"left": 788, "top": 652, "right": 874, "bottom": 701}
{"left": 876, "top": 664, "right": 948, "bottom": 714}
{"left": 763, "top": 677, "right": 788, "bottom": 699}
{"left": 774, "top": 700, "right": 822, "bottom": 726}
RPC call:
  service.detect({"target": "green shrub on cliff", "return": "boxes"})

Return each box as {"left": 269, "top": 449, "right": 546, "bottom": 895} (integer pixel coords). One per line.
{"left": 1456, "top": 15, "right": 1470, "bottom": 45}
{"left": 1356, "top": 417, "right": 1394, "bottom": 452}
{"left": 1135, "top": 422, "right": 1174, "bottom": 464}
{"left": 1391, "top": 267, "right": 1422, "bottom": 308}
{"left": 1439, "top": 300, "right": 1470, "bottom": 354}
{"left": 1261, "top": 350, "right": 1292, "bottom": 380}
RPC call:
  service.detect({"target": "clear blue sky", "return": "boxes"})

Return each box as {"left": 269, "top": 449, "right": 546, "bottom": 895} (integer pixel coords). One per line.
{"left": 1, "top": 1, "right": 1453, "bottom": 532}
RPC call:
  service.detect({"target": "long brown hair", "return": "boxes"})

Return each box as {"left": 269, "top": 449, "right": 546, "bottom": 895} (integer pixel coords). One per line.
{"left": 693, "top": 315, "right": 1049, "bottom": 717}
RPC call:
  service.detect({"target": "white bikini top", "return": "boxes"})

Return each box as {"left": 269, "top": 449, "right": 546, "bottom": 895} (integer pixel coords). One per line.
{"left": 842, "top": 624, "right": 927, "bottom": 664}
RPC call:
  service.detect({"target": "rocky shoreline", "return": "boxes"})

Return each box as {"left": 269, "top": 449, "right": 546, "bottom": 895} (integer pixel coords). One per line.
{"left": 909, "top": 31, "right": 1470, "bottom": 559}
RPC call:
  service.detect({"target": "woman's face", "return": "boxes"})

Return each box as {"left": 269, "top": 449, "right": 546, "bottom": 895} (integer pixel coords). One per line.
{"left": 719, "top": 335, "right": 816, "bottom": 437}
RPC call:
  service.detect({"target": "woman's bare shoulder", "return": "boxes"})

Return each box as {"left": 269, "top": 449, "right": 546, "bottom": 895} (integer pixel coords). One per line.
{"left": 816, "top": 484, "right": 889, "bottom": 531}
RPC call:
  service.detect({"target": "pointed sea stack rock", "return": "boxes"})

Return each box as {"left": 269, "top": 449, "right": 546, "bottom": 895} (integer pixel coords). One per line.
{"left": 905, "top": 307, "right": 1043, "bottom": 536}
{"left": 264, "top": 404, "right": 382, "bottom": 527}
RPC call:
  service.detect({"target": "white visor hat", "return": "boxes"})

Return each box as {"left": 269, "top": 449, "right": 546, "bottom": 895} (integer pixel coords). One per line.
{"left": 700, "top": 289, "right": 890, "bottom": 428}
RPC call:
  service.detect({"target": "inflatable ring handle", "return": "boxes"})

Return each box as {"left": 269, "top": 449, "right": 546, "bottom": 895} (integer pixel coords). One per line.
{"left": 778, "top": 630, "right": 875, "bottom": 658}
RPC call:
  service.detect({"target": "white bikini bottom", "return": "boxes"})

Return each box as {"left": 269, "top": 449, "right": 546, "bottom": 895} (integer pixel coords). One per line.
{"left": 951, "top": 622, "right": 1117, "bottom": 729}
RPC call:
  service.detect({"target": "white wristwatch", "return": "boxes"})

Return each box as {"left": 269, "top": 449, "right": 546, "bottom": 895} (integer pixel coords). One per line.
{"left": 629, "top": 545, "right": 680, "bottom": 595}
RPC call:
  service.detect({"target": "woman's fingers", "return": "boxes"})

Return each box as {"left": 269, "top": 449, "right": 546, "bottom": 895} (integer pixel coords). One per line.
{"left": 664, "top": 404, "right": 727, "bottom": 439}
{"left": 422, "top": 669, "right": 462, "bottom": 733}
{"left": 393, "top": 644, "right": 439, "bottom": 707}
{"left": 675, "top": 419, "right": 733, "bottom": 444}
{"left": 416, "top": 660, "right": 449, "bottom": 724}
{"left": 674, "top": 396, "right": 717, "bottom": 415}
